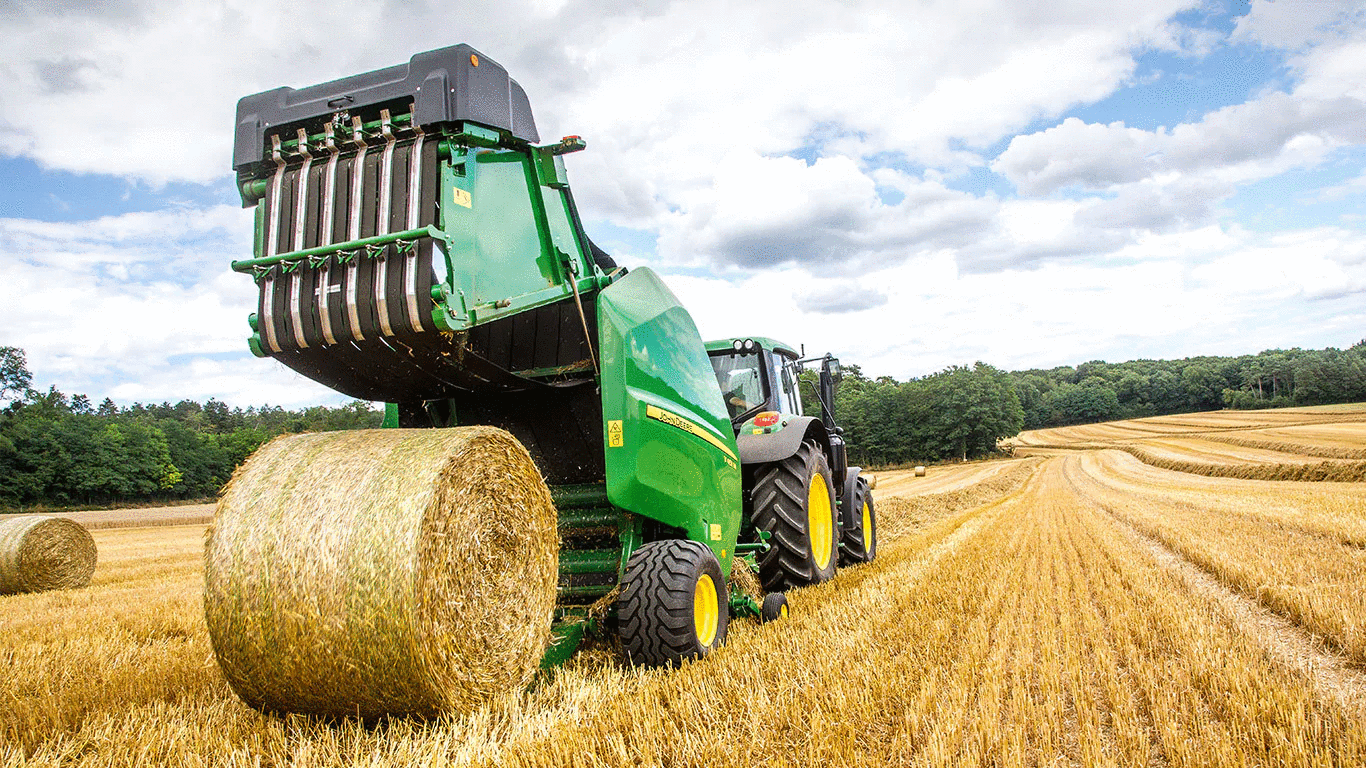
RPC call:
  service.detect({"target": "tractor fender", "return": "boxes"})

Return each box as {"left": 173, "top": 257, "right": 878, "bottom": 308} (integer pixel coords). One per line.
{"left": 841, "top": 467, "right": 867, "bottom": 528}
{"left": 736, "top": 416, "right": 829, "bottom": 465}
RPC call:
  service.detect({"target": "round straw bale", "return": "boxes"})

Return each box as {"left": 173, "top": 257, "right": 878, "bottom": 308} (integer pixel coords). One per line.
{"left": 0, "top": 515, "right": 97, "bottom": 595}
{"left": 204, "top": 426, "right": 558, "bottom": 718}
{"left": 914, "top": 465, "right": 927, "bottom": 477}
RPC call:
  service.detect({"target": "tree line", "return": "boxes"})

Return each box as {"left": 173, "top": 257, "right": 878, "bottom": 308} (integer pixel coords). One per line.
{"left": 4, "top": 339, "right": 1364, "bottom": 506}
{"left": 0, "top": 347, "right": 380, "bottom": 509}
{"left": 822, "top": 342, "right": 1366, "bottom": 468}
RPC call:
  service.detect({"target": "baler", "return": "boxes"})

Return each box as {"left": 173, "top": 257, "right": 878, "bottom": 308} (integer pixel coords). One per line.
{"left": 219, "top": 44, "right": 876, "bottom": 701}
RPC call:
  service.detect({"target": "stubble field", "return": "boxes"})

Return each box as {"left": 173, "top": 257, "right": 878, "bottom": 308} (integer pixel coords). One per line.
{"left": 3, "top": 404, "right": 1365, "bottom": 766}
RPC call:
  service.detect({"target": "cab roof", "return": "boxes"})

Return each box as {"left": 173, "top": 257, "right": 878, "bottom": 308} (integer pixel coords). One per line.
{"left": 704, "top": 337, "right": 801, "bottom": 358}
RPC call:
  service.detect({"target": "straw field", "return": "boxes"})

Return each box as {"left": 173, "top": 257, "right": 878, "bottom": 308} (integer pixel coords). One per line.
{"left": 3, "top": 406, "right": 1365, "bottom": 766}
{"left": 1015, "top": 402, "right": 1366, "bottom": 480}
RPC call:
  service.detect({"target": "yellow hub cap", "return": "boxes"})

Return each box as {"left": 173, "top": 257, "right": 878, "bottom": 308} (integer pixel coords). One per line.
{"left": 694, "top": 573, "right": 719, "bottom": 647}
{"left": 780, "top": 604, "right": 789, "bottom": 619}
{"left": 808, "top": 473, "right": 833, "bottom": 570}
{"left": 862, "top": 501, "right": 872, "bottom": 552}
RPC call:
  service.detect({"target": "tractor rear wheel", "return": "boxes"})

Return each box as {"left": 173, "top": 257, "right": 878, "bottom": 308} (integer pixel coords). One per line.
{"left": 617, "top": 539, "right": 729, "bottom": 667}
{"left": 840, "top": 478, "right": 877, "bottom": 565}
{"left": 751, "top": 440, "right": 839, "bottom": 592}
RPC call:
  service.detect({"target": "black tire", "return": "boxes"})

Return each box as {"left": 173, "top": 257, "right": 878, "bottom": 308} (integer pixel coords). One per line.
{"left": 840, "top": 478, "right": 877, "bottom": 565}
{"left": 617, "top": 539, "right": 729, "bottom": 668}
{"left": 761, "top": 592, "right": 790, "bottom": 623}
{"left": 751, "top": 440, "right": 839, "bottom": 592}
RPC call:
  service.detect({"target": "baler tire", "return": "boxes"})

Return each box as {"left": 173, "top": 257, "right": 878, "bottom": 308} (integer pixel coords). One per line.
{"left": 617, "top": 539, "right": 729, "bottom": 668}
{"left": 761, "top": 592, "right": 790, "bottom": 623}
{"left": 840, "top": 478, "right": 877, "bottom": 565}
{"left": 751, "top": 440, "right": 839, "bottom": 592}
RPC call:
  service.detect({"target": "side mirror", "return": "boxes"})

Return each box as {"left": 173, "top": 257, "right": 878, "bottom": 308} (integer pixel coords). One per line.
{"left": 827, "top": 357, "right": 841, "bottom": 376}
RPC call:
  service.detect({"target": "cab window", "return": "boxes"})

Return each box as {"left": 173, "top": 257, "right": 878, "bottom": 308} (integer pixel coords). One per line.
{"left": 775, "top": 353, "right": 803, "bottom": 416}
{"left": 710, "top": 352, "right": 767, "bottom": 421}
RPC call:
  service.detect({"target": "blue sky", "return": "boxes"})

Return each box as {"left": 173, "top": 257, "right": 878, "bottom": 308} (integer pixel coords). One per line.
{"left": 1, "top": 0, "right": 1363, "bottom": 407}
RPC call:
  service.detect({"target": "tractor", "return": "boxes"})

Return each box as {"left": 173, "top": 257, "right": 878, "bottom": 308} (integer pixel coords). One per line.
{"left": 221, "top": 43, "right": 876, "bottom": 688}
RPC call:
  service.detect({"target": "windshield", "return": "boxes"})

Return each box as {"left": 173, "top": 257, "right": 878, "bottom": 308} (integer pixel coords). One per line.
{"left": 709, "top": 352, "right": 767, "bottom": 421}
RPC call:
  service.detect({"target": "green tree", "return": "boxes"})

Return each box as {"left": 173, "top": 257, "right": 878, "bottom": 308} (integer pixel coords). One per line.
{"left": 1, "top": 346, "right": 33, "bottom": 406}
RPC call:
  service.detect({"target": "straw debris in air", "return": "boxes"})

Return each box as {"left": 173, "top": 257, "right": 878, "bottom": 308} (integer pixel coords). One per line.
{"left": 204, "top": 426, "right": 559, "bottom": 719}
{"left": 0, "top": 515, "right": 98, "bottom": 595}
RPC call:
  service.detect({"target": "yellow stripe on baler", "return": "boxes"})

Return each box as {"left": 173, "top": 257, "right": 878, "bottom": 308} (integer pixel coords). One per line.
{"left": 644, "top": 405, "right": 738, "bottom": 462}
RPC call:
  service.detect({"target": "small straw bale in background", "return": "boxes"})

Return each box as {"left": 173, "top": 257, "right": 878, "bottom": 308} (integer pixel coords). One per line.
{"left": 205, "top": 426, "right": 559, "bottom": 719}
{"left": 914, "top": 466, "right": 927, "bottom": 477}
{"left": 861, "top": 471, "right": 878, "bottom": 489}
{"left": 0, "top": 515, "right": 98, "bottom": 595}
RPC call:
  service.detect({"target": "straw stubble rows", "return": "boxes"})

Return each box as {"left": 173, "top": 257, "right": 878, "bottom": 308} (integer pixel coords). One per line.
{"left": 3, "top": 424, "right": 1365, "bottom": 766}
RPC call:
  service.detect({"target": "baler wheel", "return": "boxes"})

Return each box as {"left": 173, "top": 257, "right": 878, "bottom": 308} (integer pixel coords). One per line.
{"left": 839, "top": 479, "right": 877, "bottom": 565}
{"left": 617, "top": 539, "right": 729, "bottom": 667}
{"left": 761, "top": 592, "right": 790, "bottom": 623}
{"left": 751, "top": 440, "right": 839, "bottom": 592}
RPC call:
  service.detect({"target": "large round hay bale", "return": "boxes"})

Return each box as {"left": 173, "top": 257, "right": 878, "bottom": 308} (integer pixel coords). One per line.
{"left": 0, "top": 515, "right": 97, "bottom": 595}
{"left": 914, "top": 466, "right": 927, "bottom": 477}
{"left": 205, "top": 426, "right": 559, "bottom": 718}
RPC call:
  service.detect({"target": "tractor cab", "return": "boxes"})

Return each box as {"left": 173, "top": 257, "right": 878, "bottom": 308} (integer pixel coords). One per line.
{"left": 704, "top": 335, "right": 849, "bottom": 502}
{"left": 705, "top": 337, "right": 804, "bottom": 426}
{"left": 704, "top": 337, "right": 841, "bottom": 436}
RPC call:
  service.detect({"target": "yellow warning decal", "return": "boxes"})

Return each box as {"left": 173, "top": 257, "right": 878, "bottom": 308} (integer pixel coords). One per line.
{"left": 607, "top": 420, "right": 624, "bottom": 448}
{"left": 645, "top": 404, "right": 738, "bottom": 461}
{"left": 709, "top": 523, "right": 723, "bottom": 541}
{"left": 452, "top": 188, "right": 472, "bottom": 208}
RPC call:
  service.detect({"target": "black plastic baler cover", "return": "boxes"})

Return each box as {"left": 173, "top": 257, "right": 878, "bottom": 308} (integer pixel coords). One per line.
{"left": 232, "top": 43, "right": 540, "bottom": 173}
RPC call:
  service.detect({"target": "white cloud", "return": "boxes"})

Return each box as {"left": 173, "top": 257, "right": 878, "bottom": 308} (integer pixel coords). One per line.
{"left": 0, "top": 206, "right": 341, "bottom": 407}
{"left": 1232, "top": 0, "right": 1362, "bottom": 50}
{"left": 654, "top": 152, "right": 992, "bottom": 271}
{"left": 663, "top": 222, "right": 1366, "bottom": 380}
{"left": 993, "top": 93, "right": 1366, "bottom": 197}
{"left": 1, "top": 0, "right": 1365, "bottom": 403}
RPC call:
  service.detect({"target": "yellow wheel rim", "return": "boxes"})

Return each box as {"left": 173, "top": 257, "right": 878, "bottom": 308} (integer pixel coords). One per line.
{"left": 862, "top": 500, "right": 872, "bottom": 553}
{"left": 694, "top": 573, "right": 719, "bottom": 647}
{"left": 780, "top": 603, "right": 789, "bottom": 619}
{"left": 808, "top": 473, "right": 833, "bottom": 570}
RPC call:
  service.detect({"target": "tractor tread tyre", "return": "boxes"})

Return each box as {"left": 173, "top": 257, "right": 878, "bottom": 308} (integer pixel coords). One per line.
{"left": 751, "top": 440, "right": 838, "bottom": 592}
{"left": 617, "top": 539, "right": 728, "bottom": 668}
{"left": 840, "top": 478, "right": 877, "bottom": 565}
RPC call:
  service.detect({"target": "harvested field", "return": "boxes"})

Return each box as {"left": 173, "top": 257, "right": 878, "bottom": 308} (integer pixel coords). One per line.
{"left": 50, "top": 504, "right": 216, "bottom": 530}
{"left": 3, "top": 406, "right": 1365, "bottom": 765}
{"left": 873, "top": 458, "right": 1024, "bottom": 497}
{"left": 1016, "top": 402, "right": 1366, "bottom": 481}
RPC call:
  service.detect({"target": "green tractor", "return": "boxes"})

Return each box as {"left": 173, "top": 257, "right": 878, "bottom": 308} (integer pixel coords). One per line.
{"left": 221, "top": 44, "right": 876, "bottom": 687}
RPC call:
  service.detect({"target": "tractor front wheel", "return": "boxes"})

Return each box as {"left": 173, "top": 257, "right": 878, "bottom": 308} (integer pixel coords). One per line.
{"left": 617, "top": 539, "right": 729, "bottom": 667}
{"left": 751, "top": 439, "right": 839, "bottom": 592}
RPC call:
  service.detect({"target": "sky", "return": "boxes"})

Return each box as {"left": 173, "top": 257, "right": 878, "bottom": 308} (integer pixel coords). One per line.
{"left": 1, "top": 0, "right": 1363, "bottom": 408}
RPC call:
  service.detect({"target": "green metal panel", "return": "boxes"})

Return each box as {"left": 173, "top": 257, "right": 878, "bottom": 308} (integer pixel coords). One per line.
{"left": 598, "top": 268, "right": 742, "bottom": 574}
{"left": 440, "top": 148, "right": 560, "bottom": 309}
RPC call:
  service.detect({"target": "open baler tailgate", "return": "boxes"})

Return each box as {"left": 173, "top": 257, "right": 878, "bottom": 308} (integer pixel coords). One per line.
{"left": 229, "top": 45, "right": 600, "bottom": 406}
